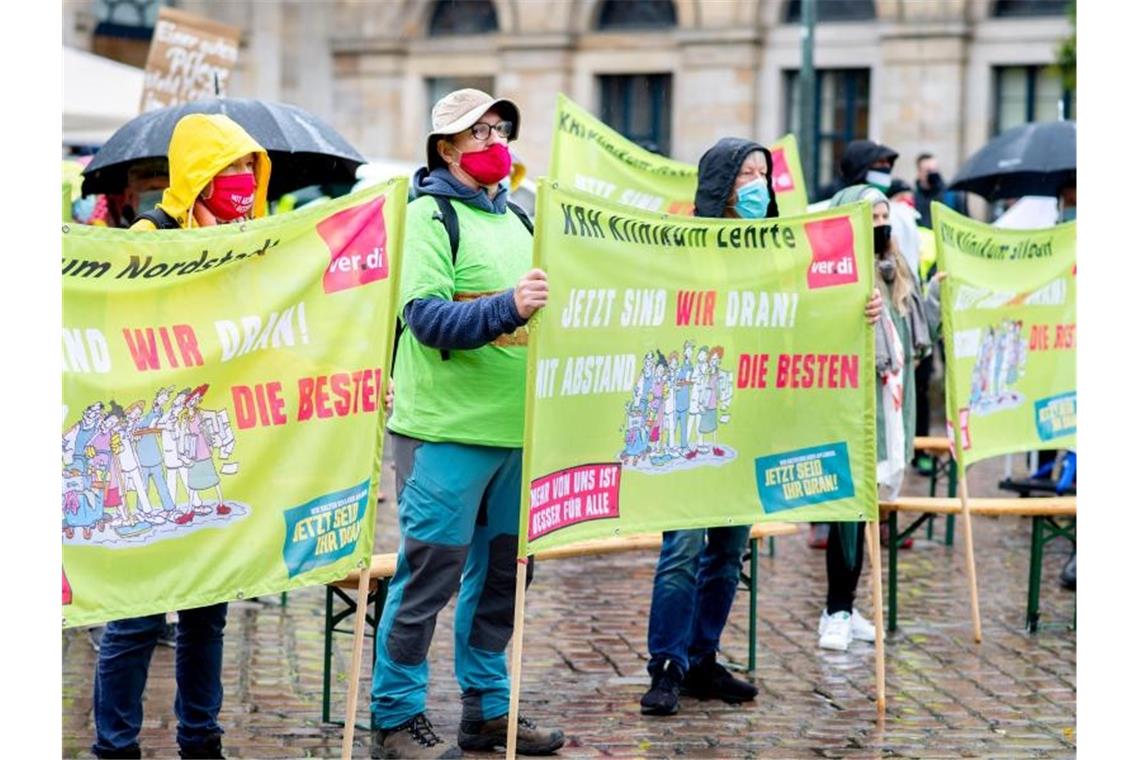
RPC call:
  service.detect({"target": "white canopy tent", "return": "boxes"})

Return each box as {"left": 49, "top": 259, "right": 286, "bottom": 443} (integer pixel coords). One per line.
{"left": 63, "top": 47, "right": 144, "bottom": 146}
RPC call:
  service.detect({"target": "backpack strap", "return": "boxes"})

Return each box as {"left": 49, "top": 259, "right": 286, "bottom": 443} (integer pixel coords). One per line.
{"left": 430, "top": 195, "right": 461, "bottom": 265}
{"left": 506, "top": 201, "right": 534, "bottom": 235}
{"left": 136, "top": 207, "right": 180, "bottom": 230}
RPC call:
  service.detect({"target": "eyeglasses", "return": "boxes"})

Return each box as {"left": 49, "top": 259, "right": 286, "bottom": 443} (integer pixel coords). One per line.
{"left": 468, "top": 121, "right": 513, "bottom": 140}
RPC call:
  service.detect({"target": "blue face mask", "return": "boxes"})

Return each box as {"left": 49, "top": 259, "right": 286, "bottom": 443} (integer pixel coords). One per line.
{"left": 734, "top": 178, "right": 770, "bottom": 219}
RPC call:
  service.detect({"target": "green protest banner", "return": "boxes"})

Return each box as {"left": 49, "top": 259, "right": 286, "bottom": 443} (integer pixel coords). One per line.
{"left": 550, "top": 93, "right": 697, "bottom": 214}
{"left": 550, "top": 93, "right": 808, "bottom": 217}
{"left": 518, "top": 180, "right": 878, "bottom": 556}
{"left": 768, "top": 133, "right": 809, "bottom": 217}
{"left": 934, "top": 203, "right": 1076, "bottom": 466}
{"left": 61, "top": 180, "right": 405, "bottom": 627}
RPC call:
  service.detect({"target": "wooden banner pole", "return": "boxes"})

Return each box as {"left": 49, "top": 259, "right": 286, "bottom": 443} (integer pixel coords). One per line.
{"left": 957, "top": 466, "right": 984, "bottom": 643}
{"left": 505, "top": 559, "right": 530, "bottom": 760}
{"left": 340, "top": 566, "right": 372, "bottom": 759}
{"left": 865, "top": 521, "right": 887, "bottom": 714}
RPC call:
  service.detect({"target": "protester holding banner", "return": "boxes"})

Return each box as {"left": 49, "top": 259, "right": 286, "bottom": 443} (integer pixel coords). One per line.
{"left": 639, "top": 138, "right": 886, "bottom": 715}
{"left": 92, "top": 113, "right": 271, "bottom": 759}
{"left": 817, "top": 184, "right": 936, "bottom": 652}
{"left": 367, "top": 88, "right": 564, "bottom": 758}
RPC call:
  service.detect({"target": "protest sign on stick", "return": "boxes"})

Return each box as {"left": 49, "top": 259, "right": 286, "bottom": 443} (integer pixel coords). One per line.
{"left": 550, "top": 93, "right": 809, "bottom": 217}
{"left": 140, "top": 6, "right": 241, "bottom": 112}
{"left": 504, "top": 180, "right": 882, "bottom": 751}
{"left": 934, "top": 202, "right": 1076, "bottom": 642}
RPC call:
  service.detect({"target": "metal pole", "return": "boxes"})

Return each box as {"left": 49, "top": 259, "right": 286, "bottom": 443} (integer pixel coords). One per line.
{"left": 799, "top": 0, "right": 817, "bottom": 197}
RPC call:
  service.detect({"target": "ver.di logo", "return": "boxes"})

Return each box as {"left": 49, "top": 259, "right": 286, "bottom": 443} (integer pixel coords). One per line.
{"left": 318, "top": 196, "right": 389, "bottom": 294}
{"left": 804, "top": 217, "right": 858, "bottom": 289}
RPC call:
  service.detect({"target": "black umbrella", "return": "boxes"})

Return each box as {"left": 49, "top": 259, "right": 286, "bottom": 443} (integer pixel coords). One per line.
{"left": 81, "top": 98, "right": 366, "bottom": 199}
{"left": 949, "top": 120, "right": 1075, "bottom": 200}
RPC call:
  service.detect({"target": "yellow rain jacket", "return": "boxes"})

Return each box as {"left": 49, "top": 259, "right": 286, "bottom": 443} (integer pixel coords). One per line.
{"left": 131, "top": 113, "right": 271, "bottom": 230}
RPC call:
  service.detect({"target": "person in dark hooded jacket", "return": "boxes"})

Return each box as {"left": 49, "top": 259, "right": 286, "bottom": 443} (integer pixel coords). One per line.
{"left": 815, "top": 139, "right": 899, "bottom": 202}
{"left": 640, "top": 138, "right": 885, "bottom": 717}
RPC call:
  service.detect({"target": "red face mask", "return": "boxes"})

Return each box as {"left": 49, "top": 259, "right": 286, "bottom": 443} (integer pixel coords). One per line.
{"left": 202, "top": 172, "right": 256, "bottom": 221}
{"left": 458, "top": 143, "right": 512, "bottom": 186}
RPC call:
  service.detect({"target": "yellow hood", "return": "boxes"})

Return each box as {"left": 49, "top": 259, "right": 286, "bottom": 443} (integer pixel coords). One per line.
{"left": 157, "top": 113, "right": 271, "bottom": 228}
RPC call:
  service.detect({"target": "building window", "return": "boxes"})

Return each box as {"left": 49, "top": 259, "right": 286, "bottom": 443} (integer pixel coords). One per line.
{"left": 992, "top": 65, "right": 1074, "bottom": 135}
{"left": 596, "top": 0, "right": 676, "bottom": 30}
{"left": 426, "top": 76, "right": 496, "bottom": 130}
{"left": 784, "top": 0, "right": 876, "bottom": 23}
{"left": 992, "top": 0, "right": 1068, "bottom": 17}
{"left": 783, "top": 68, "right": 870, "bottom": 200}
{"left": 428, "top": 0, "right": 499, "bottom": 36}
{"left": 93, "top": 0, "right": 164, "bottom": 39}
{"left": 598, "top": 74, "right": 673, "bottom": 155}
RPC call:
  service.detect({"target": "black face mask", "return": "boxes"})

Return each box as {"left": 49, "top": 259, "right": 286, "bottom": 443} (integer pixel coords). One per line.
{"left": 873, "top": 224, "right": 892, "bottom": 254}
{"left": 926, "top": 172, "right": 944, "bottom": 192}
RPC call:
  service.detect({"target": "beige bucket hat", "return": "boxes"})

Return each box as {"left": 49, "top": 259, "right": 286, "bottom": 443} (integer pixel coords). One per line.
{"left": 426, "top": 88, "right": 520, "bottom": 170}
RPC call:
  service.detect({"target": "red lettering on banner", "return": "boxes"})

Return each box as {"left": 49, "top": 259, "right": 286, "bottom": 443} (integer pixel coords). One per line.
{"left": 319, "top": 197, "right": 389, "bottom": 294}
{"left": 804, "top": 217, "right": 858, "bottom": 289}
{"left": 122, "top": 325, "right": 204, "bottom": 371}
{"left": 774, "top": 354, "right": 859, "bottom": 389}
{"left": 231, "top": 382, "right": 288, "bottom": 429}
{"left": 528, "top": 463, "right": 622, "bottom": 541}
{"left": 296, "top": 368, "right": 385, "bottom": 422}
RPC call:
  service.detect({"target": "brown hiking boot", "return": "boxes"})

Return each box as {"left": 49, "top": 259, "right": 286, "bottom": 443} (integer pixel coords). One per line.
{"left": 370, "top": 713, "right": 462, "bottom": 759}
{"left": 457, "top": 714, "right": 565, "bottom": 755}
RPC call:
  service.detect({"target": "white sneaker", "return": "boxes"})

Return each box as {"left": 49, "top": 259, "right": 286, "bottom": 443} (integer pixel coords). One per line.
{"left": 850, "top": 608, "right": 876, "bottom": 642}
{"left": 818, "top": 611, "right": 853, "bottom": 651}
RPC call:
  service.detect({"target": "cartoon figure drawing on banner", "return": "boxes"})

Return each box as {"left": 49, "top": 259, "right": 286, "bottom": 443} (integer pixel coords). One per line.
{"left": 133, "top": 386, "right": 177, "bottom": 518}
{"left": 620, "top": 401, "right": 650, "bottom": 466}
{"left": 662, "top": 351, "right": 679, "bottom": 453}
{"left": 968, "top": 319, "right": 1029, "bottom": 415}
{"left": 181, "top": 384, "right": 234, "bottom": 519}
{"left": 63, "top": 400, "right": 105, "bottom": 473}
{"left": 618, "top": 341, "right": 737, "bottom": 474}
{"left": 685, "top": 346, "right": 710, "bottom": 459}
{"left": 673, "top": 341, "right": 694, "bottom": 454}
{"left": 62, "top": 468, "right": 106, "bottom": 540}
{"left": 160, "top": 388, "right": 193, "bottom": 516}
{"left": 92, "top": 403, "right": 129, "bottom": 527}
{"left": 119, "top": 400, "right": 156, "bottom": 521}
{"left": 62, "top": 382, "right": 248, "bottom": 548}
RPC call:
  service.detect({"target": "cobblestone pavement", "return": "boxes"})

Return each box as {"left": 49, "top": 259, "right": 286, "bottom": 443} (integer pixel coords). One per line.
{"left": 63, "top": 448, "right": 1076, "bottom": 759}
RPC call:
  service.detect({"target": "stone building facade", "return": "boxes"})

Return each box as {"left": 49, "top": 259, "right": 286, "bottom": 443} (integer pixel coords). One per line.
{"left": 65, "top": 0, "right": 1073, "bottom": 199}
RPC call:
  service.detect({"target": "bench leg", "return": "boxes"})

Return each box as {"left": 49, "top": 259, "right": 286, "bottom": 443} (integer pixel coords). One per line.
{"left": 280, "top": 591, "right": 288, "bottom": 608}
{"left": 322, "top": 586, "right": 334, "bottom": 724}
{"left": 748, "top": 538, "right": 758, "bottom": 674}
{"left": 1026, "top": 516, "right": 1045, "bottom": 633}
{"left": 945, "top": 466, "right": 958, "bottom": 546}
{"left": 888, "top": 512, "right": 899, "bottom": 633}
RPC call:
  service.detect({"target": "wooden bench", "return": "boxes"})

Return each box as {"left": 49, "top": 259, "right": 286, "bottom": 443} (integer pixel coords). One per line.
{"left": 320, "top": 522, "right": 799, "bottom": 723}
{"left": 879, "top": 496, "right": 1076, "bottom": 634}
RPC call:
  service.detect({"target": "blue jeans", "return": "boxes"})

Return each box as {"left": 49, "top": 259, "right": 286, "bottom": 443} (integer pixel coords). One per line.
{"left": 92, "top": 603, "right": 227, "bottom": 756}
{"left": 646, "top": 526, "right": 751, "bottom": 674}
{"left": 370, "top": 435, "right": 525, "bottom": 729}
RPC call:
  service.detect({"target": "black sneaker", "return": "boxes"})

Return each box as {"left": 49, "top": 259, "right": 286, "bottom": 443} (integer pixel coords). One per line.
{"left": 458, "top": 713, "right": 565, "bottom": 755}
{"left": 640, "top": 659, "right": 683, "bottom": 716}
{"left": 371, "top": 713, "right": 462, "bottom": 759}
{"left": 680, "top": 655, "right": 758, "bottom": 704}
{"left": 1061, "top": 550, "right": 1076, "bottom": 590}
{"left": 178, "top": 733, "right": 224, "bottom": 759}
